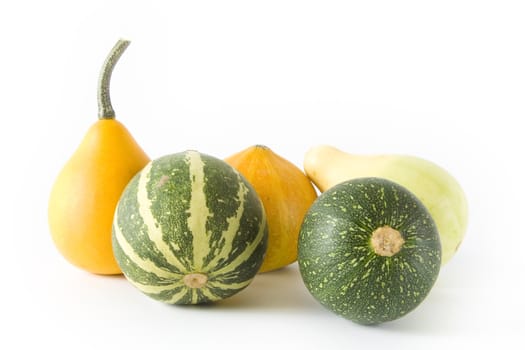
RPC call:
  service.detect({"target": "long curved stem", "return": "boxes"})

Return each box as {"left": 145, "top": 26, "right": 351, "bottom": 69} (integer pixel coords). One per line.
{"left": 97, "top": 39, "right": 131, "bottom": 119}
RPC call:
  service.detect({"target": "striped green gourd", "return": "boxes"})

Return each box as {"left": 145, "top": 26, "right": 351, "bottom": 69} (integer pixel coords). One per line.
{"left": 112, "top": 150, "right": 268, "bottom": 304}
{"left": 298, "top": 177, "right": 441, "bottom": 324}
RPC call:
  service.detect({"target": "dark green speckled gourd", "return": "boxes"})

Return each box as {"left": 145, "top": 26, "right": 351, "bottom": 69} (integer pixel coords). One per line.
{"left": 298, "top": 177, "right": 441, "bottom": 324}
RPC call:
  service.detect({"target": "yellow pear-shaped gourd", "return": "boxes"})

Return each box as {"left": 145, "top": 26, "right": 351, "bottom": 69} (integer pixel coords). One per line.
{"left": 304, "top": 145, "right": 468, "bottom": 265}
{"left": 225, "top": 145, "right": 318, "bottom": 273}
{"left": 48, "top": 40, "right": 149, "bottom": 275}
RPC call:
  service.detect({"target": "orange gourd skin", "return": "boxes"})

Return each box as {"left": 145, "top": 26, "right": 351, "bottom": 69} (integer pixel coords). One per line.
{"left": 48, "top": 119, "right": 149, "bottom": 275}
{"left": 225, "top": 145, "right": 318, "bottom": 273}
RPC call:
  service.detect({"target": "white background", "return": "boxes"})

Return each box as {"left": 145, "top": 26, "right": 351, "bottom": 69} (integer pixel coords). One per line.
{"left": 1, "top": 1, "right": 524, "bottom": 349}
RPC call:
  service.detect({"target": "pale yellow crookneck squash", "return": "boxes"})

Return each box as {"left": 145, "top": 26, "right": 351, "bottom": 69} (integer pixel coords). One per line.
{"left": 304, "top": 145, "right": 468, "bottom": 265}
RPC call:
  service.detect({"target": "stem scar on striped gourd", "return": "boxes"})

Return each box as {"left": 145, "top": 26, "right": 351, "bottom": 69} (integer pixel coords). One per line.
{"left": 183, "top": 273, "right": 208, "bottom": 288}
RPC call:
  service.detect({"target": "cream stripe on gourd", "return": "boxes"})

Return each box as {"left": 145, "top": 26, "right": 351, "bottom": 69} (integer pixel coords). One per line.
{"left": 206, "top": 174, "right": 248, "bottom": 269}
{"left": 208, "top": 278, "right": 252, "bottom": 291}
{"left": 186, "top": 151, "right": 212, "bottom": 270}
{"left": 190, "top": 289, "right": 199, "bottom": 304}
{"left": 213, "top": 212, "right": 267, "bottom": 275}
{"left": 137, "top": 162, "right": 187, "bottom": 274}
{"left": 199, "top": 287, "right": 222, "bottom": 302}
{"left": 113, "top": 214, "right": 176, "bottom": 280}
{"left": 166, "top": 288, "right": 190, "bottom": 304}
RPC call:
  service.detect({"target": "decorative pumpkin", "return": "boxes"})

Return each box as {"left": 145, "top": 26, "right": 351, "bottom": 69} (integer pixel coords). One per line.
{"left": 48, "top": 40, "right": 149, "bottom": 274}
{"left": 225, "top": 145, "right": 318, "bottom": 272}
{"left": 112, "top": 151, "right": 268, "bottom": 304}
{"left": 298, "top": 177, "right": 441, "bottom": 324}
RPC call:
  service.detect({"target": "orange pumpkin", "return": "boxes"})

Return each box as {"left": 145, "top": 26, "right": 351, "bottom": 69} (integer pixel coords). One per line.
{"left": 225, "top": 145, "right": 318, "bottom": 273}
{"left": 48, "top": 40, "right": 149, "bottom": 275}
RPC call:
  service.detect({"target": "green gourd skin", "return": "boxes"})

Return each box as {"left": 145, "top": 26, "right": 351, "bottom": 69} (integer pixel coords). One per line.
{"left": 298, "top": 177, "right": 441, "bottom": 325}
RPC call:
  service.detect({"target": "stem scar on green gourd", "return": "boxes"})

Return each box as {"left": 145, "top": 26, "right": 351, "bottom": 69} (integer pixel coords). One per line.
{"left": 370, "top": 225, "right": 405, "bottom": 257}
{"left": 98, "top": 39, "right": 130, "bottom": 120}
